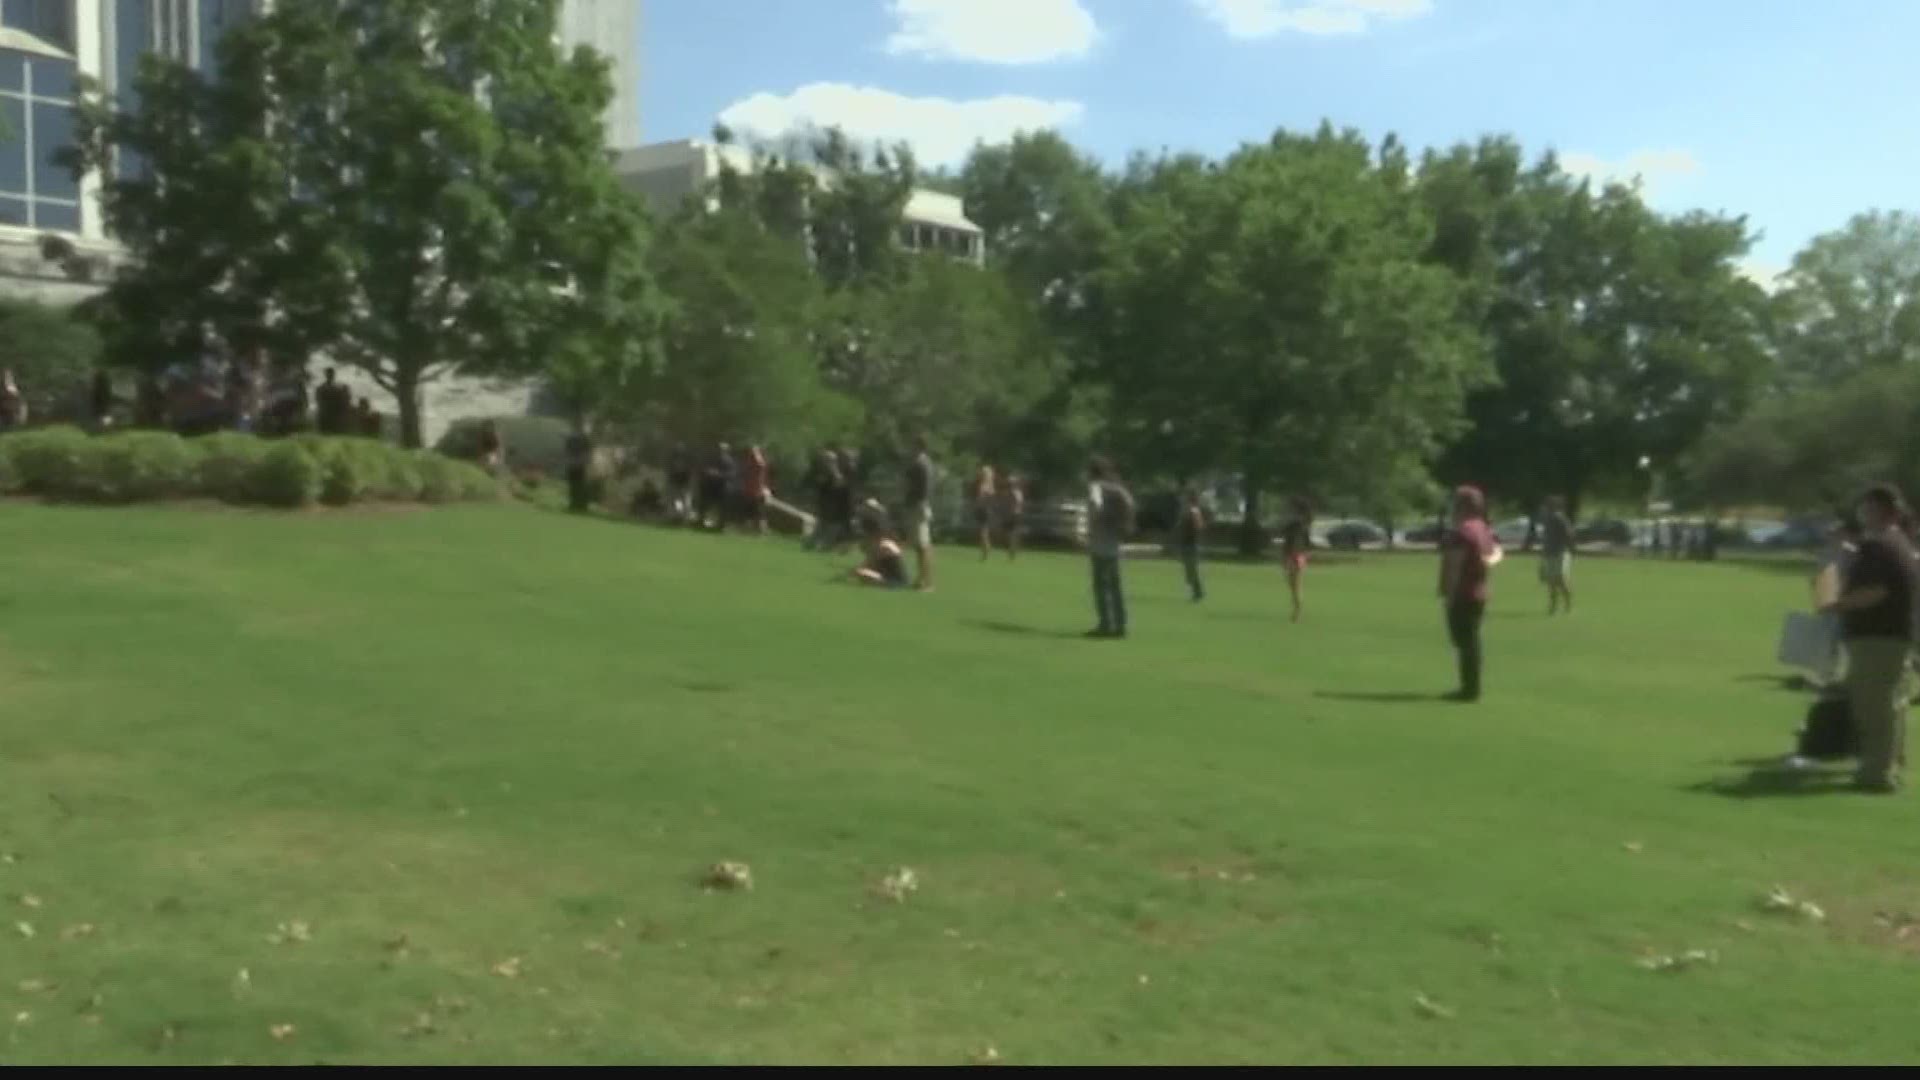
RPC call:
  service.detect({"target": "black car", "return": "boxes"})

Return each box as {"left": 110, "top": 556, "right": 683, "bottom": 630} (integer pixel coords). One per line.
{"left": 1322, "top": 521, "right": 1388, "bottom": 550}
{"left": 1575, "top": 518, "right": 1634, "bottom": 546}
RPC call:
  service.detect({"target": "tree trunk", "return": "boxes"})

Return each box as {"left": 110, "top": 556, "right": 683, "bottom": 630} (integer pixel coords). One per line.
{"left": 395, "top": 368, "right": 424, "bottom": 449}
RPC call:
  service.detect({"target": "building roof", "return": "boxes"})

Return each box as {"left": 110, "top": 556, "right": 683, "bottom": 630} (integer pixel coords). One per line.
{"left": 904, "top": 190, "right": 979, "bottom": 235}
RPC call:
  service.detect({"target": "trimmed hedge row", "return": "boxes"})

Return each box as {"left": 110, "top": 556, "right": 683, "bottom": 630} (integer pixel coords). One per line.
{"left": 0, "top": 426, "right": 500, "bottom": 508}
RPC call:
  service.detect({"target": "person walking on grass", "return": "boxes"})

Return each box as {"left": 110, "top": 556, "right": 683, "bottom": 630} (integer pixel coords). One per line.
{"left": 1439, "top": 485, "right": 1502, "bottom": 703}
{"left": 1539, "top": 496, "right": 1575, "bottom": 616}
{"left": 973, "top": 464, "right": 998, "bottom": 560}
{"left": 1822, "top": 485, "right": 1918, "bottom": 794}
{"left": 1280, "top": 497, "right": 1313, "bottom": 623}
{"left": 1175, "top": 487, "right": 1207, "bottom": 602}
{"left": 998, "top": 473, "right": 1026, "bottom": 561}
{"left": 565, "top": 424, "right": 594, "bottom": 514}
{"left": 1086, "top": 456, "right": 1136, "bottom": 639}
{"left": 904, "top": 436, "right": 937, "bottom": 592}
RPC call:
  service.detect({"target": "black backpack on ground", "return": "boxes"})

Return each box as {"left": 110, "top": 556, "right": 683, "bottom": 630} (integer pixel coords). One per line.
{"left": 1796, "top": 693, "right": 1856, "bottom": 761}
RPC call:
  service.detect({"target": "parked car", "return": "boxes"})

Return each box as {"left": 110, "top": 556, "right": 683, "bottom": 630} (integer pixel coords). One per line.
{"left": 1492, "top": 518, "right": 1532, "bottom": 549}
{"left": 1321, "top": 520, "right": 1389, "bottom": 550}
{"left": 1575, "top": 518, "right": 1634, "bottom": 546}
{"left": 1399, "top": 522, "right": 1446, "bottom": 545}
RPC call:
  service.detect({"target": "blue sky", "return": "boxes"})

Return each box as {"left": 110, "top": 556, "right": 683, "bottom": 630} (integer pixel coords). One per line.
{"left": 638, "top": 0, "right": 1920, "bottom": 282}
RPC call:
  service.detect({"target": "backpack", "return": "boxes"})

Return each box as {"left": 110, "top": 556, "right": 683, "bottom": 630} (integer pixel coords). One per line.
{"left": 1796, "top": 694, "right": 1855, "bottom": 761}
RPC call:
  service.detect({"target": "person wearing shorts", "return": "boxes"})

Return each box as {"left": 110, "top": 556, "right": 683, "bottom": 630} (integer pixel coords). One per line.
{"left": 904, "top": 437, "right": 936, "bottom": 591}
{"left": 1280, "top": 497, "right": 1312, "bottom": 623}
{"left": 1538, "top": 496, "right": 1574, "bottom": 615}
{"left": 973, "top": 464, "right": 998, "bottom": 560}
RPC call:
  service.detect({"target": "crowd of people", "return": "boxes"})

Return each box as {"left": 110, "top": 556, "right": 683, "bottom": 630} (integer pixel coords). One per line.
{"left": 0, "top": 361, "right": 386, "bottom": 440}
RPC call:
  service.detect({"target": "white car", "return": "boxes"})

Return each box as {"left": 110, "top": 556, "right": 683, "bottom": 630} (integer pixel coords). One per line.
{"left": 1492, "top": 518, "right": 1532, "bottom": 549}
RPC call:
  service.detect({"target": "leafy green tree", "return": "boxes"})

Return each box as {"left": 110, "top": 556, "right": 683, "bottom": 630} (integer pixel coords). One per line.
{"left": 1425, "top": 144, "right": 1770, "bottom": 516}
{"left": 0, "top": 299, "right": 104, "bottom": 421}
{"left": 1092, "top": 126, "right": 1489, "bottom": 551}
{"left": 1770, "top": 210, "right": 1920, "bottom": 385}
{"left": 632, "top": 206, "right": 856, "bottom": 460}
{"left": 70, "top": 0, "right": 663, "bottom": 446}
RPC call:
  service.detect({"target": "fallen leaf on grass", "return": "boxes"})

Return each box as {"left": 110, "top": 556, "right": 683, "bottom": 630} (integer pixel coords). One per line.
{"left": 1622, "top": 842, "right": 1644, "bottom": 854}
{"left": 60, "top": 923, "right": 97, "bottom": 941}
{"left": 77, "top": 992, "right": 103, "bottom": 1014}
{"left": 401, "top": 1012, "right": 437, "bottom": 1038}
{"left": 969, "top": 1045, "right": 1002, "bottom": 1065}
{"left": 583, "top": 939, "right": 621, "bottom": 959}
{"left": 14, "top": 921, "right": 34, "bottom": 939}
{"left": 1759, "top": 886, "right": 1825, "bottom": 923}
{"left": 16, "top": 979, "right": 54, "bottom": 995}
{"left": 383, "top": 933, "right": 412, "bottom": 957}
{"left": 232, "top": 969, "right": 252, "bottom": 997}
{"left": 1413, "top": 993, "right": 1455, "bottom": 1020}
{"left": 16, "top": 893, "right": 43, "bottom": 910}
{"left": 875, "top": 867, "right": 920, "bottom": 904}
{"left": 702, "top": 862, "right": 754, "bottom": 893}
{"left": 13, "top": 1011, "right": 31, "bottom": 1025}
{"left": 1136, "top": 974, "right": 1151, "bottom": 987}
{"left": 433, "top": 995, "right": 472, "bottom": 1016}
{"left": 269, "top": 1023, "right": 296, "bottom": 1042}
{"left": 1637, "top": 949, "right": 1717, "bottom": 973}
{"left": 1, "top": 853, "right": 16, "bottom": 865}
{"left": 268, "top": 921, "right": 311, "bottom": 945}
{"left": 491, "top": 957, "right": 524, "bottom": 979}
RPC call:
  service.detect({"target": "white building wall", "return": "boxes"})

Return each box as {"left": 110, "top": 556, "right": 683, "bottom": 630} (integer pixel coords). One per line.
{"left": 559, "top": 0, "right": 641, "bottom": 150}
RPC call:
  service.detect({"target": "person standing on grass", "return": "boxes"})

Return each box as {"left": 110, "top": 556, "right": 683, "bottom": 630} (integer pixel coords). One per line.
{"left": 999, "top": 473, "right": 1026, "bottom": 561}
{"left": 565, "top": 424, "right": 594, "bottom": 514}
{"left": 1439, "top": 485, "right": 1502, "bottom": 703}
{"left": 1823, "top": 485, "right": 1918, "bottom": 794}
{"left": 1175, "top": 487, "right": 1207, "bottom": 602}
{"left": 666, "top": 443, "right": 694, "bottom": 524}
{"left": 824, "top": 451, "right": 857, "bottom": 552}
{"left": 0, "top": 368, "right": 22, "bottom": 430}
{"left": 1539, "top": 496, "right": 1575, "bottom": 616}
{"left": 1280, "top": 497, "right": 1313, "bottom": 623}
{"left": 973, "top": 464, "right": 998, "bottom": 560}
{"left": 742, "top": 444, "right": 771, "bottom": 536}
{"left": 1086, "top": 456, "right": 1136, "bottom": 639}
{"left": 904, "top": 436, "right": 937, "bottom": 591}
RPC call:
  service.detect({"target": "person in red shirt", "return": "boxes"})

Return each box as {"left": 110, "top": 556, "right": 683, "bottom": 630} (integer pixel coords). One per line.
{"left": 741, "top": 445, "right": 772, "bottom": 535}
{"left": 1439, "top": 485, "right": 1502, "bottom": 702}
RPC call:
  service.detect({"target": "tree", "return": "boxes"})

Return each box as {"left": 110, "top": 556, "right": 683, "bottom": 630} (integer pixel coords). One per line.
{"left": 1770, "top": 210, "right": 1920, "bottom": 385}
{"left": 631, "top": 206, "right": 855, "bottom": 460}
{"left": 70, "top": 0, "right": 664, "bottom": 446}
{"left": 0, "top": 299, "right": 104, "bottom": 421}
{"left": 1425, "top": 144, "right": 1770, "bottom": 518}
{"left": 1685, "top": 363, "right": 1920, "bottom": 512}
{"left": 1091, "top": 126, "right": 1489, "bottom": 551}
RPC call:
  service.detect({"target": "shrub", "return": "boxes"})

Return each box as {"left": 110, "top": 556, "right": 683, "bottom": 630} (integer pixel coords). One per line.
{"left": 90, "top": 431, "right": 202, "bottom": 502}
{"left": 196, "top": 432, "right": 269, "bottom": 503}
{"left": 248, "top": 442, "right": 322, "bottom": 508}
{"left": 6, "top": 425, "right": 94, "bottom": 497}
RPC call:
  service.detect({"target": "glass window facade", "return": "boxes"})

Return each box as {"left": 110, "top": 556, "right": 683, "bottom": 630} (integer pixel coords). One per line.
{"left": 0, "top": 45, "right": 80, "bottom": 231}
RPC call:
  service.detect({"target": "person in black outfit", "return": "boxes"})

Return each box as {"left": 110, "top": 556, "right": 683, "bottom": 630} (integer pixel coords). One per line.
{"left": 1175, "top": 488, "right": 1206, "bottom": 602}
{"left": 90, "top": 369, "right": 115, "bottom": 431}
{"left": 1823, "top": 485, "right": 1919, "bottom": 793}
{"left": 565, "top": 425, "right": 594, "bottom": 514}
{"left": 315, "top": 367, "right": 351, "bottom": 435}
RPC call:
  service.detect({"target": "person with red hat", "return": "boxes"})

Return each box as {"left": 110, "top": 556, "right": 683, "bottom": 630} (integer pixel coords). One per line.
{"left": 1439, "top": 484, "right": 1502, "bottom": 702}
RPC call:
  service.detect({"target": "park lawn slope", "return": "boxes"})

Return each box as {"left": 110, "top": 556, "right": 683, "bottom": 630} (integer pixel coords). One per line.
{"left": 0, "top": 503, "right": 1915, "bottom": 1064}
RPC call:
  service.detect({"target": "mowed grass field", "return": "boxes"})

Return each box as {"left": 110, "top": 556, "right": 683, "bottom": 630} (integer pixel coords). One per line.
{"left": 2, "top": 502, "right": 1917, "bottom": 1065}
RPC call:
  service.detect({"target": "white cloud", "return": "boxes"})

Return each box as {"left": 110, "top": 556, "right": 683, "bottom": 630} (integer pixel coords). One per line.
{"left": 884, "top": 0, "right": 1098, "bottom": 64}
{"left": 718, "top": 83, "right": 1085, "bottom": 168}
{"left": 1192, "top": 0, "right": 1434, "bottom": 38}
{"left": 1557, "top": 149, "right": 1703, "bottom": 195}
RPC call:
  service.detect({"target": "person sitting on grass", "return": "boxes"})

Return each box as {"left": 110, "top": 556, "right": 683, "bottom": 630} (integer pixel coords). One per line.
{"left": 851, "top": 531, "right": 912, "bottom": 589}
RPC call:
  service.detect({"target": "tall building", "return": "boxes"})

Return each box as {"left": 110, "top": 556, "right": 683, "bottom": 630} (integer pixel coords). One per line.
{"left": 557, "top": 0, "right": 641, "bottom": 150}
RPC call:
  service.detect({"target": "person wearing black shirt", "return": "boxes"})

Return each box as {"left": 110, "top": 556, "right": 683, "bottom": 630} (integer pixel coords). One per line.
{"left": 315, "top": 368, "right": 351, "bottom": 435}
{"left": 1175, "top": 488, "right": 1207, "bottom": 602}
{"left": 1825, "top": 484, "right": 1919, "bottom": 793}
{"left": 565, "top": 426, "right": 594, "bottom": 514}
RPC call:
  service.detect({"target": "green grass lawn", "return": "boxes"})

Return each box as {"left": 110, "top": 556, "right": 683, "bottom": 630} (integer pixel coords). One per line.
{"left": 1, "top": 502, "right": 1914, "bottom": 1065}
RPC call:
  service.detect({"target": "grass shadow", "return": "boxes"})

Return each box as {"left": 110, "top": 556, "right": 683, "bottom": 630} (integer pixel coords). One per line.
{"left": 1313, "top": 690, "right": 1451, "bottom": 705}
{"left": 1687, "top": 766, "right": 1857, "bottom": 800}
{"left": 965, "top": 619, "right": 1094, "bottom": 641}
{"left": 1735, "top": 673, "right": 1817, "bottom": 693}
